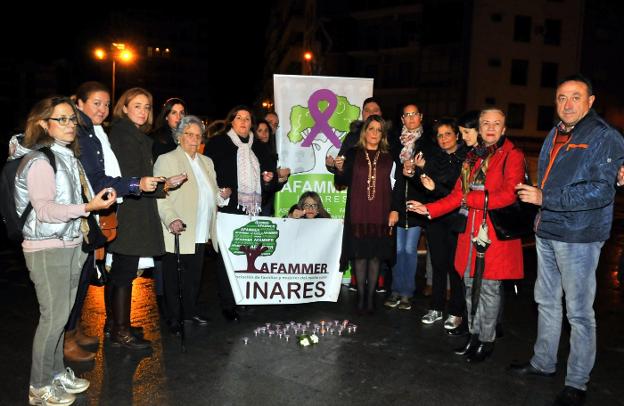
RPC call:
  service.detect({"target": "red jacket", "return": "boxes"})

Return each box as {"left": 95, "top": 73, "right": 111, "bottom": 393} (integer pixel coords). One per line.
{"left": 426, "top": 138, "right": 525, "bottom": 280}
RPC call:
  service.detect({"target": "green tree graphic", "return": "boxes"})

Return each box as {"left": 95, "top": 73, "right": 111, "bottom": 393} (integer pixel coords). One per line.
{"left": 229, "top": 220, "right": 279, "bottom": 272}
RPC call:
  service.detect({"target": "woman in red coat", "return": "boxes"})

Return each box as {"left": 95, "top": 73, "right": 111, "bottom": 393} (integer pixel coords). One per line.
{"left": 408, "top": 108, "right": 525, "bottom": 363}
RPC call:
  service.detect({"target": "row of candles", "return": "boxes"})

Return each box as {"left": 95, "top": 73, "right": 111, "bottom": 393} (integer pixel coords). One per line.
{"left": 242, "top": 319, "right": 358, "bottom": 345}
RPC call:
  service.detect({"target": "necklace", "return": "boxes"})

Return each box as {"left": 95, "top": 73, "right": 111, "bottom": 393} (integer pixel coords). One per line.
{"left": 365, "top": 149, "right": 381, "bottom": 201}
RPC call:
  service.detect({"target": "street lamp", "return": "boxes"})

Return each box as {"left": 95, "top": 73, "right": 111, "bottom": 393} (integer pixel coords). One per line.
{"left": 303, "top": 51, "right": 313, "bottom": 75}
{"left": 93, "top": 43, "right": 135, "bottom": 106}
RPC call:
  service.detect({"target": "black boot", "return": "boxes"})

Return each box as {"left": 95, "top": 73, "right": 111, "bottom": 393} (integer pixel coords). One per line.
{"left": 110, "top": 284, "right": 151, "bottom": 350}
{"left": 466, "top": 341, "right": 494, "bottom": 363}
{"left": 104, "top": 283, "right": 143, "bottom": 337}
{"left": 454, "top": 334, "right": 480, "bottom": 356}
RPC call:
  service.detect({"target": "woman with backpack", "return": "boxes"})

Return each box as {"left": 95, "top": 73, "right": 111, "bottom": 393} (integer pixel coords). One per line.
{"left": 14, "top": 96, "right": 116, "bottom": 405}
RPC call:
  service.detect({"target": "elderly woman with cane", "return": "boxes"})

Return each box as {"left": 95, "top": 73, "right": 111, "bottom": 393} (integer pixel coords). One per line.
{"left": 155, "top": 115, "right": 231, "bottom": 335}
{"left": 408, "top": 108, "right": 524, "bottom": 363}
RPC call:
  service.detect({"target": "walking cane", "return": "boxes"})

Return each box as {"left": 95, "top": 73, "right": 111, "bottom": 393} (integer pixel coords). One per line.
{"left": 174, "top": 234, "right": 186, "bottom": 352}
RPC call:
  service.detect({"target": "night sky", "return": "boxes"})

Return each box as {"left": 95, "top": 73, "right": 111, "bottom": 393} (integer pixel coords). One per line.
{"left": 3, "top": 6, "right": 272, "bottom": 120}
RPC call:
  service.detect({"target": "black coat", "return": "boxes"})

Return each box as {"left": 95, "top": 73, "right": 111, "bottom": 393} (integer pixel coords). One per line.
{"left": 150, "top": 125, "right": 177, "bottom": 161}
{"left": 108, "top": 117, "right": 165, "bottom": 257}
{"left": 204, "top": 132, "right": 278, "bottom": 214}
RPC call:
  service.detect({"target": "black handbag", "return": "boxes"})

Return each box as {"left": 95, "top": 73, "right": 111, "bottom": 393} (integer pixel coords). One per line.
{"left": 488, "top": 156, "right": 538, "bottom": 240}
{"left": 449, "top": 205, "right": 469, "bottom": 234}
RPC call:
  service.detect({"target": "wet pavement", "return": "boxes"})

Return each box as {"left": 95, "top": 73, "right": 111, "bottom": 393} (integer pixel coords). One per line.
{"left": 1, "top": 196, "right": 624, "bottom": 406}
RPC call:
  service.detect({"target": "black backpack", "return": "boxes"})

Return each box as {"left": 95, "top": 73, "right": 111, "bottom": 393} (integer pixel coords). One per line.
{"left": 0, "top": 147, "right": 56, "bottom": 242}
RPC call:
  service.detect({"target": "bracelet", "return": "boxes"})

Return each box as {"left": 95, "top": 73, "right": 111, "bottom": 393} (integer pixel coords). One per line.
{"left": 128, "top": 177, "right": 141, "bottom": 195}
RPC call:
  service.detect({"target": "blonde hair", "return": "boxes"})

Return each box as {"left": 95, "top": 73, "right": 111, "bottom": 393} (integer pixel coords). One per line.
{"left": 356, "top": 114, "right": 389, "bottom": 152}
{"left": 112, "top": 87, "right": 154, "bottom": 133}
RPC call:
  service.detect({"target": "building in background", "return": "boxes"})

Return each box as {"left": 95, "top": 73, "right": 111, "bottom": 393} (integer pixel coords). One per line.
{"left": 261, "top": 0, "right": 609, "bottom": 139}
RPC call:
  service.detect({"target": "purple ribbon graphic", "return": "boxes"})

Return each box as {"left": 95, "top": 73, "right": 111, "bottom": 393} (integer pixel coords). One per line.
{"left": 301, "top": 88, "right": 342, "bottom": 148}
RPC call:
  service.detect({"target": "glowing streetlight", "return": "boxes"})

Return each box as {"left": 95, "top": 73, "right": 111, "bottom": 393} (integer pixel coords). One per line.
{"left": 303, "top": 51, "right": 314, "bottom": 75}
{"left": 93, "top": 43, "right": 136, "bottom": 106}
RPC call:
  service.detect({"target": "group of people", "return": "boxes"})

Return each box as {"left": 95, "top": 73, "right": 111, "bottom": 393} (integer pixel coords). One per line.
{"left": 9, "top": 73, "right": 624, "bottom": 406}
{"left": 9, "top": 82, "right": 293, "bottom": 405}
{"left": 328, "top": 74, "right": 624, "bottom": 406}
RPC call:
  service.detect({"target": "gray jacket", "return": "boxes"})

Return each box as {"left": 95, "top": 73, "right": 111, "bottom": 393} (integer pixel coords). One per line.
{"left": 14, "top": 142, "right": 85, "bottom": 241}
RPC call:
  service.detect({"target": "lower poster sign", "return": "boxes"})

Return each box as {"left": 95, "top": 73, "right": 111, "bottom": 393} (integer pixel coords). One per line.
{"left": 216, "top": 213, "right": 344, "bottom": 305}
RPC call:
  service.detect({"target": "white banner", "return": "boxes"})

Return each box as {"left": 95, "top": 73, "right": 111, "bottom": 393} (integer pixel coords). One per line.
{"left": 216, "top": 213, "right": 344, "bottom": 305}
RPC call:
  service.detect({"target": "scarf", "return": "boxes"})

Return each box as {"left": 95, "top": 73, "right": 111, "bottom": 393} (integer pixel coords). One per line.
{"left": 399, "top": 125, "right": 423, "bottom": 163}
{"left": 227, "top": 128, "right": 262, "bottom": 216}
{"left": 460, "top": 136, "right": 506, "bottom": 195}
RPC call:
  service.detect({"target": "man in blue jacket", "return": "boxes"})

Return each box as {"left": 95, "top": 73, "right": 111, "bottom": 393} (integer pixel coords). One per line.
{"left": 511, "top": 74, "right": 624, "bottom": 406}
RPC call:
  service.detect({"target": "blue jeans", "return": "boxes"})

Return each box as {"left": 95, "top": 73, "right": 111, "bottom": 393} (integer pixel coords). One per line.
{"left": 531, "top": 236, "right": 603, "bottom": 391}
{"left": 391, "top": 226, "right": 421, "bottom": 297}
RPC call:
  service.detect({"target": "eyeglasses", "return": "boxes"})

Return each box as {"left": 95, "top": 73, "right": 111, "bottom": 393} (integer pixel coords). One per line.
{"left": 402, "top": 112, "right": 422, "bottom": 119}
{"left": 48, "top": 116, "right": 78, "bottom": 126}
{"left": 303, "top": 203, "right": 318, "bottom": 210}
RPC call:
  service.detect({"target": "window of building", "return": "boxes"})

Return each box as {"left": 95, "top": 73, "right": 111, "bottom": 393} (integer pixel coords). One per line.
{"left": 488, "top": 58, "right": 502, "bottom": 67}
{"left": 537, "top": 105, "right": 556, "bottom": 131}
{"left": 510, "top": 59, "right": 529, "bottom": 85}
{"left": 540, "top": 62, "right": 558, "bottom": 88}
{"left": 507, "top": 103, "right": 526, "bottom": 129}
{"left": 514, "top": 15, "right": 532, "bottom": 42}
{"left": 544, "top": 19, "right": 562, "bottom": 45}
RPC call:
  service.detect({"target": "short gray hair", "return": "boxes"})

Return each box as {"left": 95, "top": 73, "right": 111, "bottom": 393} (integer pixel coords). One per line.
{"left": 174, "top": 115, "right": 205, "bottom": 143}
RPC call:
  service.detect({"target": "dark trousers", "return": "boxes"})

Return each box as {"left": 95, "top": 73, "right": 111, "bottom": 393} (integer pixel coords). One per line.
{"left": 162, "top": 243, "right": 205, "bottom": 322}
{"left": 65, "top": 251, "right": 94, "bottom": 331}
{"left": 427, "top": 218, "right": 465, "bottom": 316}
{"left": 109, "top": 253, "right": 139, "bottom": 287}
{"left": 207, "top": 244, "right": 236, "bottom": 311}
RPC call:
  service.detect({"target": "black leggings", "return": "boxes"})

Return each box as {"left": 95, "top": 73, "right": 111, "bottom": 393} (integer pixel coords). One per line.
{"left": 353, "top": 257, "right": 380, "bottom": 311}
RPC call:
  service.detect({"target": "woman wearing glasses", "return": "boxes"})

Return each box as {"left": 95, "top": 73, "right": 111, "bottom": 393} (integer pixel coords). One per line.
{"left": 154, "top": 115, "right": 231, "bottom": 334}
{"left": 151, "top": 97, "right": 187, "bottom": 160}
{"left": 288, "top": 191, "right": 331, "bottom": 219}
{"left": 107, "top": 88, "right": 187, "bottom": 350}
{"left": 14, "top": 96, "right": 117, "bottom": 405}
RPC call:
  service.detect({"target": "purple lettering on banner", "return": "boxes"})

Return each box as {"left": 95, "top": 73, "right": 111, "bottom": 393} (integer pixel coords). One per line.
{"left": 301, "top": 88, "right": 342, "bottom": 148}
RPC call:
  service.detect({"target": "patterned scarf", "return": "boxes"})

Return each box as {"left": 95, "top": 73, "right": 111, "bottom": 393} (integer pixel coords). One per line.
{"left": 398, "top": 125, "right": 423, "bottom": 163}
{"left": 227, "top": 129, "right": 262, "bottom": 216}
{"left": 460, "top": 136, "right": 506, "bottom": 195}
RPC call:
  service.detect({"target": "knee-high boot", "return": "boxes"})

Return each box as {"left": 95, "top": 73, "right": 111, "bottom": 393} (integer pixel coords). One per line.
{"left": 110, "top": 284, "right": 151, "bottom": 350}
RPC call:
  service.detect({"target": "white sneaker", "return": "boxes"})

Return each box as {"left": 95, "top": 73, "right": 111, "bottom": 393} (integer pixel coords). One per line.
{"left": 444, "top": 315, "right": 463, "bottom": 330}
{"left": 421, "top": 310, "right": 443, "bottom": 324}
{"left": 29, "top": 381, "right": 75, "bottom": 405}
{"left": 54, "top": 367, "right": 90, "bottom": 394}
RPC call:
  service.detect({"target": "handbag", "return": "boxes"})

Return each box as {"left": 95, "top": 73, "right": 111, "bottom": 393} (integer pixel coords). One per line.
{"left": 95, "top": 207, "right": 118, "bottom": 260}
{"left": 82, "top": 211, "right": 108, "bottom": 252}
{"left": 449, "top": 204, "right": 469, "bottom": 233}
{"left": 488, "top": 155, "right": 538, "bottom": 240}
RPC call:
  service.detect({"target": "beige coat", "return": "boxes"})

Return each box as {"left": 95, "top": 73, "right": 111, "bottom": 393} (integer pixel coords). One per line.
{"left": 154, "top": 147, "right": 220, "bottom": 255}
